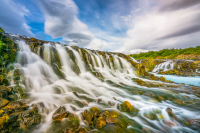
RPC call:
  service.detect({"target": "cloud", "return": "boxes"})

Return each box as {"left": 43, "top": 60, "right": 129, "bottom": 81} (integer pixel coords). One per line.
{"left": 0, "top": 0, "right": 34, "bottom": 37}
{"left": 36, "top": 0, "right": 94, "bottom": 47}
{"left": 158, "top": 24, "right": 200, "bottom": 39}
{"left": 87, "top": 38, "right": 111, "bottom": 51}
{"left": 122, "top": 1, "right": 200, "bottom": 53}
{"left": 158, "top": 0, "right": 200, "bottom": 12}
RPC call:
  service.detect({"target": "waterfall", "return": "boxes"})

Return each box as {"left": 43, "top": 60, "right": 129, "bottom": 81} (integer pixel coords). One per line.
{"left": 15, "top": 40, "right": 200, "bottom": 133}
{"left": 152, "top": 61, "right": 174, "bottom": 73}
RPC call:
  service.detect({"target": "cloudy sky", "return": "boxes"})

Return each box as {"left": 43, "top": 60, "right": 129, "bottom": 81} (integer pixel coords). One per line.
{"left": 0, "top": 0, "right": 200, "bottom": 54}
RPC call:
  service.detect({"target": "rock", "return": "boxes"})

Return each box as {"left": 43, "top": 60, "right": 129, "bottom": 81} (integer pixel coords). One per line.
{"left": 106, "top": 116, "right": 117, "bottom": 124}
{"left": 14, "top": 69, "right": 23, "bottom": 77}
{"left": 109, "top": 110, "right": 120, "bottom": 118}
{"left": 120, "top": 101, "right": 134, "bottom": 112}
{"left": 89, "top": 107, "right": 101, "bottom": 117}
{"left": 173, "top": 99, "right": 185, "bottom": 105}
{"left": 95, "top": 116, "right": 106, "bottom": 129}
{"left": 3, "top": 101, "right": 28, "bottom": 111}
{"left": 31, "top": 102, "right": 45, "bottom": 110}
{"left": 0, "top": 114, "right": 10, "bottom": 130}
{"left": 0, "top": 98, "right": 9, "bottom": 108}
{"left": 166, "top": 107, "right": 172, "bottom": 116}
{"left": 0, "top": 91, "right": 8, "bottom": 99}
{"left": 188, "top": 119, "right": 200, "bottom": 127}
{"left": 0, "top": 109, "right": 41, "bottom": 131}
{"left": 83, "top": 110, "right": 94, "bottom": 125}
{"left": 8, "top": 94, "right": 18, "bottom": 101}
{"left": 72, "top": 63, "right": 81, "bottom": 75}
{"left": 165, "top": 120, "right": 177, "bottom": 127}
{"left": 19, "top": 113, "right": 41, "bottom": 129}
{"left": 52, "top": 106, "right": 69, "bottom": 121}
{"left": 144, "top": 112, "right": 157, "bottom": 120}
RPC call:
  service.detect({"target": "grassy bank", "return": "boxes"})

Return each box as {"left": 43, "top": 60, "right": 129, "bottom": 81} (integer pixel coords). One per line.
{"left": 130, "top": 46, "right": 200, "bottom": 60}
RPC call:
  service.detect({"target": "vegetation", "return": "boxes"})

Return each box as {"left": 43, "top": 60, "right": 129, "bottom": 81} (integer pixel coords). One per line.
{"left": 130, "top": 46, "right": 200, "bottom": 60}
{"left": 0, "top": 27, "right": 18, "bottom": 85}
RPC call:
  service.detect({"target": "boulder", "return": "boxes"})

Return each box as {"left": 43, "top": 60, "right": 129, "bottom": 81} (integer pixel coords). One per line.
{"left": 0, "top": 98, "right": 9, "bottom": 108}
{"left": 120, "top": 101, "right": 134, "bottom": 112}
{"left": 52, "top": 106, "right": 69, "bottom": 121}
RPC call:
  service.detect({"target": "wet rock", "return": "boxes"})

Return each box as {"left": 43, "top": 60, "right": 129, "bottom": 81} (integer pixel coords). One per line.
{"left": 153, "top": 95, "right": 165, "bottom": 102}
{"left": 0, "top": 75, "right": 9, "bottom": 86}
{"left": 95, "top": 116, "right": 106, "bottom": 129}
{"left": 52, "top": 64, "right": 66, "bottom": 79}
{"left": 0, "top": 98, "right": 9, "bottom": 108}
{"left": 120, "top": 101, "right": 134, "bottom": 112}
{"left": 8, "top": 94, "right": 18, "bottom": 101}
{"left": 0, "top": 91, "right": 8, "bottom": 99}
{"left": 109, "top": 110, "right": 120, "bottom": 118}
{"left": 31, "top": 102, "right": 45, "bottom": 109}
{"left": 19, "top": 113, "right": 41, "bottom": 129}
{"left": 165, "top": 120, "right": 177, "bottom": 127}
{"left": 99, "top": 111, "right": 109, "bottom": 118}
{"left": 159, "top": 76, "right": 167, "bottom": 82}
{"left": 166, "top": 107, "right": 172, "bottom": 116}
{"left": 83, "top": 110, "right": 94, "bottom": 125}
{"left": 3, "top": 101, "right": 28, "bottom": 111}
{"left": 108, "top": 101, "right": 115, "bottom": 106}
{"left": 72, "top": 63, "right": 81, "bottom": 75}
{"left": 188, "top": 119, "right": 200, "bottom": 127}
{"left": 52, "top": 106, "right": 69, "bottom": 121}
{"left": 0, "top": 108, "right": 41, "bottom": 131}
{"left": 106, "top": 116, "right": 117, "bottom": 124}
{"left": 14, "top": 69, "right": 23, "bottom": 77}
{"left": 173, "top": 99, "right": 185, "bottom": 105}
{"left": 89, "top": 107, "right": 101, "bottom": 117}
{"left": 144, "top": 112, "right": 157, "bottom": 120}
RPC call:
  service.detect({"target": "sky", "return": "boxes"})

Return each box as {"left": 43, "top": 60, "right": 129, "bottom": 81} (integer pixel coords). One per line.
{"left": 0, "top": 0, "right": 200, "bottom": 54}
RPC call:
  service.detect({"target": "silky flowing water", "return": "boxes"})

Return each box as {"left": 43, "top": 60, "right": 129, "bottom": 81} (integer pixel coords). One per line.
{"left": 14, "top": 40, "right": 200, "bottom": 133}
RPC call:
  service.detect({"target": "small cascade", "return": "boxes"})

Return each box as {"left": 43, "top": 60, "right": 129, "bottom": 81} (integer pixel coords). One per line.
{"left": 152, "top": 60, "right": 174, "bottom": 73}
{"left": 13, "top": 40, "right": 200, "bottom": 133}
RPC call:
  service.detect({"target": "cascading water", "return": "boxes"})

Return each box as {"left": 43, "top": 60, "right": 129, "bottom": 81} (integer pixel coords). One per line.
{"left": 15, "top": 40, "right": 200, "bottom": 133}
{"left": 152, "top": 61, "right": 174, "bottom": 73}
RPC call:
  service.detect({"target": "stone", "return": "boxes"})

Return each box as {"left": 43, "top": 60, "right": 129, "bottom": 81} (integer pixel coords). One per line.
{"left": 173, "top": 99, "right": 185, "bottom": 105}
{"left": 165, "top": 120, "right": 177, "bottom": 127}
{"left": 166, "top": 107, "right": 172, "bottom": 116}
{"left": 95, "top": 116, "right": 106, "bottom": 129}
{"left": 106, "top": 116, "right": 117, "bottom": 124}
{"left": 89, "top": 107, "right": 101, "bottom": 117}
{"left": 120, "top": 101, "right": 134, "bottom": 112}
{"left": 0, "top": 98, "right": 9, "bottom": 108}
{"left": 83, "top": 110, "right": 94, "bottom": 125}
{"left": 52, "top": 106, "right": 69, "bottom": 121}
{"left": 3, "top": 101, "right": 28, "bottom": 111}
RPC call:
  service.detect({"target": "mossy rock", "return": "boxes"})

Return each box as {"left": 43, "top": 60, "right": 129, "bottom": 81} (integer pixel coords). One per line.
{"left": 3, "top": 101, "right": 28, "bottom": 112}
{"left": 0, "top": 75, "right": 9, "bottom": 86}
{"left": 52, "top": 106, "right": 69, "bottom": 121}
{"left": 52, "top": 64, "right": 66, "bottom": 79}
{"left": 95, "top": 116, "right": 106, "bottom": 129}
{"left": 173, "top": 99, "right": 185, "bottom": 105}
{"left": 89, "top": 107, "right": 101, "bottom": 117}
{"left": 144, "top": 111, "right": 158, "bottom": 120}
{"left": 120, "top": 101, "right": 138, "bottom": 112}
{"left": 0, "top": 98, "right": 9, "bottom": 108}
{"left": 72, "top": 63, "right": 81, "bottom": 75}
{"left": 83, "top": 110, "right": 94, "bottom": 125}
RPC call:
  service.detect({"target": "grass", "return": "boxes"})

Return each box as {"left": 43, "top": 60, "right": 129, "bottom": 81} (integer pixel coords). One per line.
{"left": 130, "top": 46, "right": 200, "bottom": 60}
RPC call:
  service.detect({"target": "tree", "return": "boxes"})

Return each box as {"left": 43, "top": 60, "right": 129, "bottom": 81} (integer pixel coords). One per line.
{"left": 0, "top": 27, "right": 5, "bottom": 33}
